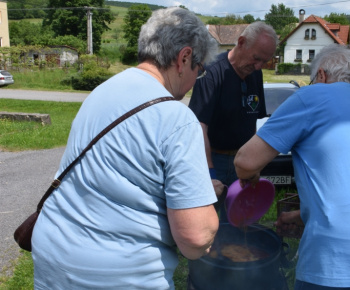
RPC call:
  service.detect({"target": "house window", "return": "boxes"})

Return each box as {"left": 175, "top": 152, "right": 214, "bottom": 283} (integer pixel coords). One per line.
{"left": 295, "top": 50, "right": 302, "bottom": 62}
{"left": 0, "top": 37, "right": 2, "bottom": 47}
{"left": 311, "top": 29, "right": 316, "bottom": 39}
{"left": 0, "top": 11, "right": 2, "bottom": 24}
{"left": 305, "top": 29, "right": 310, "bottom": 39}
{"left": 308, "top": 50, "right": 315, "bottom": 62}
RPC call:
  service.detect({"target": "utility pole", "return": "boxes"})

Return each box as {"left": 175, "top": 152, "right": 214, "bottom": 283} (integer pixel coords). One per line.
{"left": 85, "top": 6, "right": 93, "bottom": 55}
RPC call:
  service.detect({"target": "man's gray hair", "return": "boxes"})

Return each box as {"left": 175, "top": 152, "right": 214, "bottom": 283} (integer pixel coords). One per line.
{"left": 241, "top": 21, "right": 278, "bottom": 48}
{"left": 310, "top": 44, "right": 350, "bottom": 83}
{"left": 138, "top": 7, "right": 218, "bottom": 69}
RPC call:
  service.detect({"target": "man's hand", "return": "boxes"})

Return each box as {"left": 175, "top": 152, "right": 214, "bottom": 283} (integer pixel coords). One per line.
{"left": 212, "top": 179, "right": 225, "bottom": 197}
{"left": 238, "top": 173, "right": 260, "bottom": 188}
{"left": 274, "top": 210, "right": 304, "bottom": 235}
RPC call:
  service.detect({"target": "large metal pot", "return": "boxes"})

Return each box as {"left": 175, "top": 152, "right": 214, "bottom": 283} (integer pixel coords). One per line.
{"left": 188, "top": 223, "right": 288, "bottom": 290}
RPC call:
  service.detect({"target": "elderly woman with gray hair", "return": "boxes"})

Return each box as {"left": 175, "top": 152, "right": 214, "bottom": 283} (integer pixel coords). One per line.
{"left": 32, "top": 7, "right": 220, "bottom": 289}
{"left": 234, "top": 43, "right": 350, "bottom": 289}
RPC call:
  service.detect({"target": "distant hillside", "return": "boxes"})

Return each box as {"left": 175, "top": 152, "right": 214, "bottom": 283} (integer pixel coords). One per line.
{"left": 7, "top": 1, "right": 166, "bottom": 19}
{"left": 105, "top": 1, "right": 166, "bottom": 11}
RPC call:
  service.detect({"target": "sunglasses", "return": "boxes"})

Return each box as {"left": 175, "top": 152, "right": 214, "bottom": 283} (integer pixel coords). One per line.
{"left": 197, "top": 63, "right": 207, "bottom": 79}
{"left": 309, "top": 73, "right": 318, "bottom": 85}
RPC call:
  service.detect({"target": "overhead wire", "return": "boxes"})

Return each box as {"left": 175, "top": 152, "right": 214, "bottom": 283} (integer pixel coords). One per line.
{"left": 202, "top": 0, "right": 350, "bottom": 16}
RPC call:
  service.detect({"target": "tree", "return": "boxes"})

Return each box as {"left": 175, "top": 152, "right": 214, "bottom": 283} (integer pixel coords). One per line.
{"left": 222, "top": 14, "right": 246, "bottom": 25}
{"left": 206, "top": 17, "right": 221, "bottom": 25}
{"left": 9, "top": 21, "right": 53, "bottom": 46}
{"left": 121, "top": 4, "right": 152, "bottom": 63}
{"left": 278, "top": 23, "right": 296, "bottom": 43}
{"left": 207, "top": 14, "right": 249, "bottom": 25}
{"left": 324, "top": 13, "right": 350, "bottom": 25}
{"left": 47, "top": 35, "right": 86, "bottom": 53}
{"left": 243, "top": 14, "right": 255, "bottom": 24}
{"left": 9, "top": 20, "right": 86, "bottom": 52}
{"left": 8, "top": 0, "right": 48, "bottom": 19}
{"left": 265, "top": 3, "right": 298, "bottom": 34}
{"left": 42, "top": 0, "right": 114, "bottom": 53}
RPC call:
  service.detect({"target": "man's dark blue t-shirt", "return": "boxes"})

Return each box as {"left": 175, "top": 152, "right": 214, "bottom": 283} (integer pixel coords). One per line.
{"left": 189, "top": 51, "right": 267, "bottom": 150}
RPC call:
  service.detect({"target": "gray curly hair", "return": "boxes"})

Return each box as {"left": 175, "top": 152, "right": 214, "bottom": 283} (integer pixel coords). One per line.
{"left": 138, "top": 7, "right": 218, "bottom": 69}
{"left": 310, "top": 43, "right": 350, "bottom": 83}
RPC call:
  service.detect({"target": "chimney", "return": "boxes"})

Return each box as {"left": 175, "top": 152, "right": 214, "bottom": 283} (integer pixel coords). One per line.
{"left": 299, "top": 9, "right": 305, "bottom": 23}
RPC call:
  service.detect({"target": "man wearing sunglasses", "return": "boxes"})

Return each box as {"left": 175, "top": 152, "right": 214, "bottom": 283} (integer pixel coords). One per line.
{"left": 189, "top": 21, "right": 277, "bottom": 219}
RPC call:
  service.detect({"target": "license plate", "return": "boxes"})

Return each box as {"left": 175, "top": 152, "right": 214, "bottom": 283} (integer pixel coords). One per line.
{"left": 261, "top": 176, "right": 291, "bottom": 185}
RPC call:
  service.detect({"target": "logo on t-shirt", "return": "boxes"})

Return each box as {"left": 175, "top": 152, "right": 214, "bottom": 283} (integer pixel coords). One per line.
{"left": 247, "top": 95, "right": 259, "bottom": 111}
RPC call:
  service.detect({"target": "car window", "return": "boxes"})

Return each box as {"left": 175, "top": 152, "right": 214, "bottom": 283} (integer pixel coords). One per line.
{"left": 0, "top": 71, "right": 11, "bottom": 76}
{"left": 264, "top": 87, "right": 298, "bottom": 116}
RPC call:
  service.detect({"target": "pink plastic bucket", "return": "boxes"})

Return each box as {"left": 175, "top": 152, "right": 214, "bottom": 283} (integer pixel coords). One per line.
{"left": 225, "top": 178, "right": 275, "bottom": 227}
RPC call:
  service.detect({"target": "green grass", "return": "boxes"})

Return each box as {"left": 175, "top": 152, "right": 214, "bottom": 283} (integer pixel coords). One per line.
{"left": 263, "top": 69, "right": 310, "bottom": 86}
{"left": 3, "top": 68, "right": 310, "bottom": 93}
{"left": 103, "top": 6, "right": 128, "bottom": 43}
{"left": 7, "top": 69, "right": 79, "bottom": 92}
{"left": 0, "top": 251, "right": 34, "bottom": 290}
{"left": 0, "top": 99, "right": 81, "bottom": 151}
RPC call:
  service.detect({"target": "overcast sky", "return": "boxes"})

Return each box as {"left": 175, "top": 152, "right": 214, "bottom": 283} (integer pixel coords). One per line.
{"left": 114, "top": 0, "right": 350, "bottom": 19}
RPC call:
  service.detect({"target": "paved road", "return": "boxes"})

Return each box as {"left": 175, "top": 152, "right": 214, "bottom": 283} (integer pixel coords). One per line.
{"left": 0, "top": 88, "right": 190, "bottom": 105}
{"left": 0, "top": 147, "right": 65, "bottom": 277}
{"left": 0, "top": 89, "right": 190, "bottom": 278}
{"left": 0, "top": 88, "right": 89, "bottom": 102}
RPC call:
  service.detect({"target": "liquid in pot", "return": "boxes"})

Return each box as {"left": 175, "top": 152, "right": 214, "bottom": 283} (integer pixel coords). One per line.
{"left": 208, "top": 243, "right": 269, "bottom": 262}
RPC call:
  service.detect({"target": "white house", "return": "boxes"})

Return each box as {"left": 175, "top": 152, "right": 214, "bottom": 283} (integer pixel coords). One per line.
{"left": 280, "top": 10, "right": 349, "bottom": 64}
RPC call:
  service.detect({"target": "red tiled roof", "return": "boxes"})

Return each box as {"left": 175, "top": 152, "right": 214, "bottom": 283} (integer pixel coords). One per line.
{"left": 207, "top": 24, "right": 249, "bottom": 45}
{"left": 339, "top": 25, "right": 350, "bottom": 43}
{"left": 280, "top": 15, "right": 349, "bottom": 45}
{"left": 327, "top": 23, "right": 340, "bottom": 29}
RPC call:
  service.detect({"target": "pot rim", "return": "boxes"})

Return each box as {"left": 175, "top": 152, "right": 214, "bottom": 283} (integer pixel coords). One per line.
{"left": 198, "top": 253, "right": 281, "bottom": 270}
{"left": 197, "top": 223, "right": 283, "bottom": 269}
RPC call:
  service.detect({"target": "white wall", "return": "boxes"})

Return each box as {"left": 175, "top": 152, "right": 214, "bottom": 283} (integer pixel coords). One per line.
{"left": 284, "top": 23, "right": 334, "bottom": 64}
{"left": 60, "top": 50, "right": 78, "bottom": 65}
{"left": 0, "top": 1, "right": 10, "bottom": 47}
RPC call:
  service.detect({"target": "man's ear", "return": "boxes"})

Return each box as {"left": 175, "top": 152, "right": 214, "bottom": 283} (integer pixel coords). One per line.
{"left": 237, "top": 36, "right": 246, "bottom": 48}
{"left": 177, "top": 46, "right": 193, "bottom": 71}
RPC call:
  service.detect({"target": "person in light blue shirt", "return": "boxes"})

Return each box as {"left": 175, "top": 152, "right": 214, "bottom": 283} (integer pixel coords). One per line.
{"left": 234, "top": 43, "right": 350, "bottom": 290}
{"left": 31, "top": 7, "right": 221, "bottom": 289}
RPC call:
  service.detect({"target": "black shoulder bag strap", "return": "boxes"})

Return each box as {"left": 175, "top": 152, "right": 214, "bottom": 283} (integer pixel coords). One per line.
{"left": 36, "top": 96, "right": 175, "bottom": 213}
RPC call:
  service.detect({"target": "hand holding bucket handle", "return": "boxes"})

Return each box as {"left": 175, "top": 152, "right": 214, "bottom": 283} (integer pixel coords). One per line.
{"left": 225, "top": 178, "right": 275, "bottom": 227}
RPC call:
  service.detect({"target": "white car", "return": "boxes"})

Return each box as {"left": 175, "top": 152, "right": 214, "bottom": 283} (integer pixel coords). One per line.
{"left": 0, "top": 70, "right": 14, "bottom": 86}
{"left": 258, "top": 81, "right": 300, "bottom": 186}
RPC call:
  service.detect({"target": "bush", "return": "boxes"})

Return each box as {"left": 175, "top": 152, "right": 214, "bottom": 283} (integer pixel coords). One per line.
{"left": 277, "top": 63, "right": 311, "bottom": 75}
{"left": 71, "top": 72, "right": 112, "bottom": 91}
{"left": 60, "top": 75, "right": 73, "bottom": 87}
{"left": 98, "top": 44, "right": 122, "bottom": 63}
{"left": 120, "top": 46, "right": 138, "bottom": 65}
{"left": 69, "top": 55, "right": 113, "bottom": 90}
{"left": 278, "top": 63, "right": 298, "bottom": 74}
